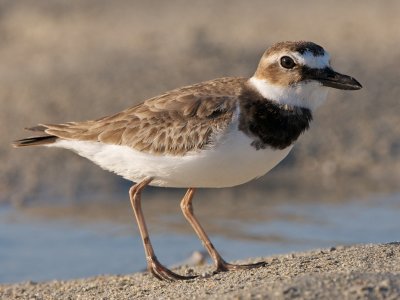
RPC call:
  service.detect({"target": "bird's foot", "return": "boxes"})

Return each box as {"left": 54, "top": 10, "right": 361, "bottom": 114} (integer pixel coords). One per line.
{"left": 215, "top": 260, "right": 267, "bottom": 273}
{"left": 148, "top": 257, "right": 198, "bottom": 281}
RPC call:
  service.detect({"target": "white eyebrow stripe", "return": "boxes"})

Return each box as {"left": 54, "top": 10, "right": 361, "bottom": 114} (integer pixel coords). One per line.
{"left": 265, "top": 51, "right": 331, "bottom": 69}
{"left": 292, "top": 51, "right": 330, "bottom": 69}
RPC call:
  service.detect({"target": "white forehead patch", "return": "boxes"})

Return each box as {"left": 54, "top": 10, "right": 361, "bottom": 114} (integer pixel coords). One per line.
{"left": 292, "top": 50, "right": 330, "bottom": 69}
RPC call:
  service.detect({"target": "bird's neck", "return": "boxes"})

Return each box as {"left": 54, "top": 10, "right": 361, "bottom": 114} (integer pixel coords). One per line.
{"left": 248, "top": 76, "right": 328, "bottom": 111}
{"left": 238, "top": 81, "right": 313, "bottom": 150}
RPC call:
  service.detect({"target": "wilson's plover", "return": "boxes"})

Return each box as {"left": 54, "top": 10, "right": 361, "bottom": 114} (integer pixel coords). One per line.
{"left": 13, "top": 41, "right": 362, "bottom": 281}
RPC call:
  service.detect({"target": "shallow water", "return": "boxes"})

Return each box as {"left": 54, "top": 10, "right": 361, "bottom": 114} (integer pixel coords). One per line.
{"left": 0, "top": 194, "right": 399, "bottom": 284}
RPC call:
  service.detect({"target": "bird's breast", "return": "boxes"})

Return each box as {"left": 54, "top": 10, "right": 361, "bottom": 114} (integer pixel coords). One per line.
{"left": 165, "top": 127, "right": 293, "bottom": 188}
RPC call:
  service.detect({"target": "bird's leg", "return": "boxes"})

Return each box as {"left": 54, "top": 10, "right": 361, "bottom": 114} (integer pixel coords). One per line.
{"left": 129, "top": 178, "right": 196, "bottom": 281}
{"left": 180, "top": 188, "right": 267, "bottom": 273}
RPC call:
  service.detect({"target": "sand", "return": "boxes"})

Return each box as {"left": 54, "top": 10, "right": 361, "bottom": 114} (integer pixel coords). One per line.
{"left": 1, "top": 243, "right": 399, "bottom": 299}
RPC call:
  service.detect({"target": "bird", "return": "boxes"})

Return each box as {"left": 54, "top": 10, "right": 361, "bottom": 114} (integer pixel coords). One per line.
{"left": 13, "top": 41, "right": 362, "bottom": 281}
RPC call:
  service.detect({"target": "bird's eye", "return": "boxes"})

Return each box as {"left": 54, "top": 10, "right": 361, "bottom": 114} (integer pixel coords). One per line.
{"left": 280, "top": 56, "right": 296, "bottom": 69}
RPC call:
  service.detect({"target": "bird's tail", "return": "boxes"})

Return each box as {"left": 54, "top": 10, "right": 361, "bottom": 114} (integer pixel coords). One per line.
{"left": 12, "top": 126, "right": 57, "bottom": 148}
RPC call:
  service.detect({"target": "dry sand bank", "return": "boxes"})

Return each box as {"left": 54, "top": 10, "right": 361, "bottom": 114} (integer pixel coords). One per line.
{"left": 1, "top": 243, "right": 400, "bottom": 299}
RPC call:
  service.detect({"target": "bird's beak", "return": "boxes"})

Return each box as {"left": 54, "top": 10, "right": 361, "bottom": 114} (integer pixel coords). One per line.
{"left": 307, "top": 67, "right": 362, "bottom": 90}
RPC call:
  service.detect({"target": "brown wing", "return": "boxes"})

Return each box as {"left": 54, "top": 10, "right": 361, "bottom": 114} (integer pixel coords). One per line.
{"left": 42, "top": 77, "right": 246, "bottom": 156}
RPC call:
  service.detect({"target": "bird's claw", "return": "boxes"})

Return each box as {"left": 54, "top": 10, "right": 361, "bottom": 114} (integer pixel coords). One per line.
{"left": 148, "top": 257, "right": 198, "bottom": 281}
{"left": 215, "top": 260, "right": 267, "bottom": 273}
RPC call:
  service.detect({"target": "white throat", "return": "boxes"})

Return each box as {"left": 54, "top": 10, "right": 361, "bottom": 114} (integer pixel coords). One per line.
{"left": 249, "top": 77, "right": 329, "bottom": 111}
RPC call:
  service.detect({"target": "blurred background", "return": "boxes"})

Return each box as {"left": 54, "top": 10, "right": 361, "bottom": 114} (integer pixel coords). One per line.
{"left": 1, "top": 0, "right": 399, "bottom": 283}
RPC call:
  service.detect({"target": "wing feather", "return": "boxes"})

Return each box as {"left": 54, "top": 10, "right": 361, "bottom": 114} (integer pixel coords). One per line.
{"left": 42, "top": 77, "right": 246, "bottom": 155}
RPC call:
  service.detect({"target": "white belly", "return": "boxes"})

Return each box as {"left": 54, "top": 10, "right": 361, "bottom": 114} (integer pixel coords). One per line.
{"left": 49, "top": 126, "right": 293, "bottom": 188}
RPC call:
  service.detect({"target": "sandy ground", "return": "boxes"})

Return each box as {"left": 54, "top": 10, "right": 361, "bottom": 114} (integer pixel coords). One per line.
{"left": 1, "top": 243, "right": 399, "bottom": 299}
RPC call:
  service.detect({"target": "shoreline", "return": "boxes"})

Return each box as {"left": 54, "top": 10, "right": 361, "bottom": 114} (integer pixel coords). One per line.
{"left": 1, "top": 243, "right": 399, "bottom": 299}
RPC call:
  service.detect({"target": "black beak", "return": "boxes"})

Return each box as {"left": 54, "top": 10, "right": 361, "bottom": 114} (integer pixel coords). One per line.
{"left": 306, "top": 67, "right": 362, "bottom": 90}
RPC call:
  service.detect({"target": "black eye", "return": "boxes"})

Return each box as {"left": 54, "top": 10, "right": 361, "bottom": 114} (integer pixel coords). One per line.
{"left": 280, "top": 56, "right": 296, "bottom": 69}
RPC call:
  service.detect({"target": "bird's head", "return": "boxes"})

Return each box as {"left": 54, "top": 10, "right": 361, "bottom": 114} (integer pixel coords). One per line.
{"left": 249, "top": 41, "right": 362, "bottom": 111}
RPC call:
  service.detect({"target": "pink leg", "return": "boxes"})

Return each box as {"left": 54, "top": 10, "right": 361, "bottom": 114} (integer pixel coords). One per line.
{"left": 129, "top": 178, "right": 197, "bottom": 281}
{"left": 180, "top": 188, "right": 266, "bottom": 272}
